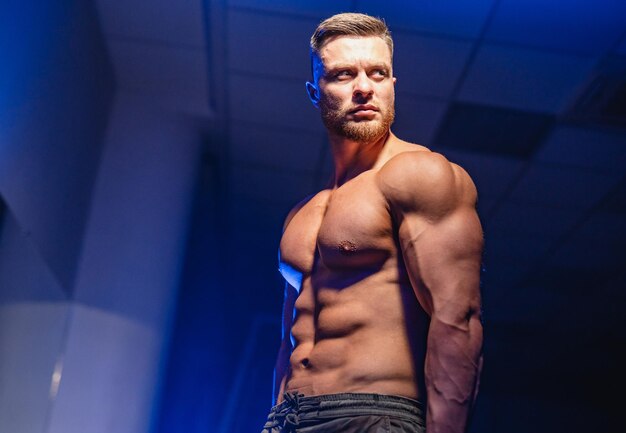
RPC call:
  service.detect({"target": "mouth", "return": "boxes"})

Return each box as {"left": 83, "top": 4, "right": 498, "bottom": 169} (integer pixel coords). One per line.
{"left": 349, "top": 105, "right": 379, "bottom": 120}
{"left": 350, "top": 104, "right": 379, "bottom": 114}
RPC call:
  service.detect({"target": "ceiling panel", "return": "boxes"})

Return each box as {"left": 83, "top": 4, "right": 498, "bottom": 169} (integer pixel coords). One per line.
{"left": 229, "top": 122, "right": 324, "bottom": 172}
{"left": 357, "top": 0, "right": 495, "bottom": 39}
{"left": 507, "top": 163, "right": 622, "bottom": 210}
{"left": 459, "top": 44, "right": 596, "bottom": 113}
{"left": 443, "top": 150, "right": 526, "bottom": 200}
{"left": 229, "top": 74, "right": 323, "bottom": 133}
{"left": 227, "top": 10, "right": 316, "bottom": 80}
{"left": 487, "top": 202, "right": 581, "bottom": 240}
{"left": 230, "top": 164, "right": 316, "bottom": 206}
{"left": 485, "top": 0, "right": 626, "bottom": 55}
{"left": 107, "top": 39, "right": 210, "bottom": 116}
{"left": 228, "top": 0, "right": 351, "bottom": 18}
{"left": 535, "top": 125, "right": 626, "bottom": 172}
{"left": 392, "top": 32, "right": 473, "bottom": 99}
{"left": 97, "top": 0, "right": 206, "bottom": 47}
{"left": 392, "top": 95, "right": 448, "bottom": 146}
{"left": 435, "top": 103, "right": 553, "bottom": 157}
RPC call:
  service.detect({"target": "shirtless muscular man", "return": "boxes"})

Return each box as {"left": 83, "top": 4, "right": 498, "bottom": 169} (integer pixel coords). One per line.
{"left": 262, "top": 13, "right": 483, "bottom": 433}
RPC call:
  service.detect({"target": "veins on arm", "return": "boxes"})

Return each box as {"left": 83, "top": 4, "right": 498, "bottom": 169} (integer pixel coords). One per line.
{"left": 377, "top": 151, "right": 484, "bottom": 433}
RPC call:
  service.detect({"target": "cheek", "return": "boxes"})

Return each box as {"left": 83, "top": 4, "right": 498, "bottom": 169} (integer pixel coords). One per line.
{"left": 380, "top": 86, "right": 395, "bottom": 105}
{"left": 321, "top": 91, "right": 345, "bottom": 110}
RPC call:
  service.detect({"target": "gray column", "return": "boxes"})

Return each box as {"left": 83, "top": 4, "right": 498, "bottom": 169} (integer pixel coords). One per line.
{"left": 45, "top": 93, "right": 201, "bottom": 433}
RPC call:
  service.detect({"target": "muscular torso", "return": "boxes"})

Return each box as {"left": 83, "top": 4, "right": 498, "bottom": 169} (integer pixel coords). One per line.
{"left": 278, "top": 144, "right": 431, "bottom": 402}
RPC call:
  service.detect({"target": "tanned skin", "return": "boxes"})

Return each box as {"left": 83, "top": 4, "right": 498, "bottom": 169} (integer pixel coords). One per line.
{"left": 274, "top": 35, "right": 483, "bottom": 433}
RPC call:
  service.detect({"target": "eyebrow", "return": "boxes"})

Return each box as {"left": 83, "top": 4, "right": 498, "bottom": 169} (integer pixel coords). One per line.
{"left": 324, "top": 63, "right": 391, "bottom": 73}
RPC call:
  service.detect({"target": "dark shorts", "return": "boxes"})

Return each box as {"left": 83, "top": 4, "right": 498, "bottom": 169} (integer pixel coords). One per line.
{"left": 261, "top": 392, "right": 425, "bottom": 432}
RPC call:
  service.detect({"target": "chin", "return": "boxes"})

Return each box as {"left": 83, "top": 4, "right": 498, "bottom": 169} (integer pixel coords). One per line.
{"left": 321, "top": 106, "right": 394, "bottom": 143}
{"left": 343, "top": 129, "right": 387, "bottom": 143}
{"left": 342, "top": 120, "right": 388, "bottom": 143}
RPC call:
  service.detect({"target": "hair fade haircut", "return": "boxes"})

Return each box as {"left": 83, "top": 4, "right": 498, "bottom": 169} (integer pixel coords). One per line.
{"left": 310, "top": 12, "right": 393, "bottom": 60}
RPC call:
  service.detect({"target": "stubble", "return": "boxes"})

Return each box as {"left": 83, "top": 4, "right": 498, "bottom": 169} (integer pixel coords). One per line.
{"left": 320, "top": 97, "right": 395, "bottom": 143}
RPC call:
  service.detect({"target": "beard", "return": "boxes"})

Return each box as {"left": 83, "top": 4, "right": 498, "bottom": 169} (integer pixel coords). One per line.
{"left": 320, "top": 98, "right": 395, "bottom": 143}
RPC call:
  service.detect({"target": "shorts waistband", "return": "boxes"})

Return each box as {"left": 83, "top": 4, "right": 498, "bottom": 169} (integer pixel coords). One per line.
{"left": 272, "top": 392, "right": 424, "bottom": 418}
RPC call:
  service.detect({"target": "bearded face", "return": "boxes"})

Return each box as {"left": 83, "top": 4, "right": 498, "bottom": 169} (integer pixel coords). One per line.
{"left": 310, "top": 36, "right": 396, "bottom": 143}
{"left": 319, "top": 92, "right": 395, "bottom": 143}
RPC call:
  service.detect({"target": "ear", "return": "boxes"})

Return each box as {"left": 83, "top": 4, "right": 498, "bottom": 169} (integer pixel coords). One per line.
{"left": 306, "top": 81, "right": 320, "bottom": 108}
{"left": 393, "top": 76, "right": 397, "bottom": 85}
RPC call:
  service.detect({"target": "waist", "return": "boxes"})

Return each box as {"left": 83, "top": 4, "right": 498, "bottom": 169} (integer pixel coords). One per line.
{"left": 270, "top": 392, "right": 424, "bottom": 421}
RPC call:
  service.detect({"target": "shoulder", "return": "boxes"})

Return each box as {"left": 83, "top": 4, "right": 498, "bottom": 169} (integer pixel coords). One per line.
{"left": 281, "top": 190, "right": 326, "bottom": 232}
{"left": 282, "top": 195, "right": 312, "bottom": 232}
{"left": 376, "top": 150, "right": 477, "bottom": 219}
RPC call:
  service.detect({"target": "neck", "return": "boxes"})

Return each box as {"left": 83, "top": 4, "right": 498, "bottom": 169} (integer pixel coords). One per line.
{"left": 327, "top": 130, "right": 393, "bottom": 187}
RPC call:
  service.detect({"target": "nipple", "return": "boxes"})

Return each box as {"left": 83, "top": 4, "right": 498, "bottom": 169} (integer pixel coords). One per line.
{"left": 338, "top": 240, "right": 357, "bottom": 254}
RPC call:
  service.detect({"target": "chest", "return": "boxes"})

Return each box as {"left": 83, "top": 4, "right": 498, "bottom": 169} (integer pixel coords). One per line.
{"left": 278, "top": 173, "right": 396, "bottom": 288}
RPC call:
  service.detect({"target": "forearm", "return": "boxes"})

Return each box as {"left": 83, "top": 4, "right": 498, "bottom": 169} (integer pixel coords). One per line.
{"left": 425, "top": 313, "right": 483, "bottom": 433}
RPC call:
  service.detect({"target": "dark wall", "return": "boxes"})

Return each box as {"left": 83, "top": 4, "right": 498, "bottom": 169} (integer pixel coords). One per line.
{"left": 157, "top": 152, "right": 283, "bottom": 433}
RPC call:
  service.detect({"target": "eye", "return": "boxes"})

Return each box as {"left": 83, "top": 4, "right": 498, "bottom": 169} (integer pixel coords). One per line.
{"left": 371, "top": 69, "right": 388, "bottom": 79}
{"left": 335, "top": 70, "right": 353, "bottom": 79}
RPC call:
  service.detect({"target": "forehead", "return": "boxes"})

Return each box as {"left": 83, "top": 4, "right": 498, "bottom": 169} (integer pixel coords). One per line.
{"left": 317, "top": 36, "right": 392, "bottom": 68}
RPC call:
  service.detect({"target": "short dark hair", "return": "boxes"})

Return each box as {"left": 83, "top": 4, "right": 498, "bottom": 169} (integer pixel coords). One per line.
{"left": 310, "top": 13, "right": 393, "bottom": 59}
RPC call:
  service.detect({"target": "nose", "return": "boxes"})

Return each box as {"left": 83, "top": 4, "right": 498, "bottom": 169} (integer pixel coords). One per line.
{"left": 353, "top": 72, "right": 373, "bottom": 99}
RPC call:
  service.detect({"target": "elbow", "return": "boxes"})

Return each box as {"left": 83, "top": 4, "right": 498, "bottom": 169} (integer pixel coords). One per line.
{"left": 431, "top": 304, "right": 481, "bottom": 333}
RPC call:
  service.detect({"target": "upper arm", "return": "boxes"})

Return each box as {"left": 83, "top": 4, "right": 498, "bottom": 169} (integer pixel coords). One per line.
{"left": 377, "top": 152, "right": 483, "bottom": 321}
{"left": 281, "top": 282, "right": 297, "bottom": 343}
{"left": 277, "top": 197, "right": 310, "bottom": 341}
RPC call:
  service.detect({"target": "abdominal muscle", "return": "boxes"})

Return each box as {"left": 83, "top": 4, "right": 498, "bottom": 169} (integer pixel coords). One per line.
{"left": 283, "top": 272, "right": 428, "bottom": 401}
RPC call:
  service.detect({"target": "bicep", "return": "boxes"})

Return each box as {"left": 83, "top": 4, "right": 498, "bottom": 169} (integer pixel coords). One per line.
{"left": 399, "top": 206, "right": 483, "bottom": 321}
